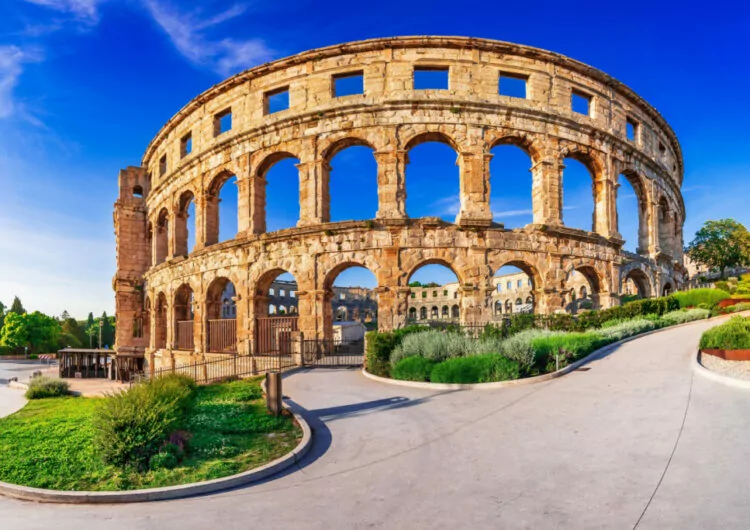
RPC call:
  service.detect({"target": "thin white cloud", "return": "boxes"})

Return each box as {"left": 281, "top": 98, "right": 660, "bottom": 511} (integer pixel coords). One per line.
{"left": 0, "top": 46, "right": 42, "bottom": 119}
{"left": 24, "top": 0, "right": 103, "bottom": 24}
{"left": 141, "top": 1, "right": 274, "bottom": 76}
{"left": 493, "top": 208, "right": 532, "bottom": 218}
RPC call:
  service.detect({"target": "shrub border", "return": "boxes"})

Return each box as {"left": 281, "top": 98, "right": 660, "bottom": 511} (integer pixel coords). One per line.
{"left": 693, "top": 351, "right": 750, "bottom": 390}
{"left": 362, "top": 312, "right": 750, "bottom": 390}
{"left": 0, "top": 382, "right": 312, "bottom": 504}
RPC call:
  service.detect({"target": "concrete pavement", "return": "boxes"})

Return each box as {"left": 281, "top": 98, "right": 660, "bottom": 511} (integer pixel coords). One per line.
{"left": 1, "top": 318, "right": 749, "bottom": 529}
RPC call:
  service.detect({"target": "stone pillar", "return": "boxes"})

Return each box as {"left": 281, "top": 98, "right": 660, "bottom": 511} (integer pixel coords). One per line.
{"left": 173, "top": 211, "right": 188, "bottom": 256}
{"left": 247, "top": 294, "right": 269, "bottom": 355}
{"left": 233, "top": 285, "right": 248, "bottom": 355}
{"left": 236, "top": 177, "right": 250, "bottom": 235}
{"left": 203, "top": 195, "right": 220, "bottom": 246}
{"left": 298, "top": 159, "right": 329, "bottom": 226}
{"left": 374, "top": 150, "right": 407, "bottom": 219}
{"left": 594, "top": 175, "right": 617, "bottom": 237}
{"left": 148, "top": 292, "right": 157, "bottom": 351}
{"left": 193, "top": 193, "right": 206, "bottom": 251}
{"left": 646, "top": 184, "right": 660, "bottom": 256}
{"left": 456, "top": 151, "right": 493, "bottom": 227}
{"left": 459, "top": 284, "right": 487, "bottom": 325}
{"left": 248, "top": 176, "right": 267, "bottom": 235}
{"left": 192, "top": 293, "right": 203, "bottom": 355}
{"left": 295, "top": 290, "right": 319, "bottom": 338}
{"left": 165, "top": 293, "right": 174, "bottom": 351}
{"left": 531, "top": 158, "right": 563, "bottom": 226}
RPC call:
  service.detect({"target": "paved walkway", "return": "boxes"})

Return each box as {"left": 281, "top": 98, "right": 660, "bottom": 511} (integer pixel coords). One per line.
{"left": 1, "top": 318, "right": 749, "bottom": 529}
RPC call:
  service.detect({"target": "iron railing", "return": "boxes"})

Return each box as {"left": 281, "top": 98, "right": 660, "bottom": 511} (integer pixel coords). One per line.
{"left": 207, "top": 319, "right": 237, "bottom": 353}
{"left": 176, "top": 320, "right": 194, "bottom": 350}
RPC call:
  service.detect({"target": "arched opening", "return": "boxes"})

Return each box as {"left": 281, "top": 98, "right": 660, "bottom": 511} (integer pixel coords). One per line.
{"left": 407, "top": 261, "right": 461, "bottom": 322}
{"left": 253, "top": 269, "right": 299, "bottom": 356}
{"left": 205, "top": 172, "right": 238, "bottom": 245}
{"left": 133, "top": 186, "right": 144, "bottom": 198}
{"left": 658, "top": 198, "right": 675, "bottom": 256}
{"left": 405, "top": 134, "right": 459, "bottom": 221}
{"left": 173, "top": 284, "right": 194, "bottom": 350}
{"left": 489, "top": 143, "right": 534, "bottom": 228}
{"left": 140, "top": 296, "right": 151, "bottom": 345}
{"left": 618, "top": 173, "right": 647, "bottom": 254}
{"left": 622, "top": 268, "right": 651, "bottom": 299}
{"left": 155, "top": 208, "right": 169, "bottom": 265}
{"left": 562, "top": 157, "right": 596, "bottom": 232}
{"left": 326, "top": 264, "right": 378, "bottom": 340}
{"left": 662, "top": 282, "right": 673, "bottom": 296}
{"left": 451, "top": 304, "right": 459, "bottom": 318}
{"left": 408, "top": 307, "right": 417, "bottom": 320}
{"left": 205, "top": 277, "right": 237, "bottom": 353}
{"left": 494, "top": 300, "right": 502, "bottom": 315}
{"left": 493, "top": 262, "right": 537, "bottom": 315}
{"left": 261, "top": 153, "right": 300, "bottom": 232}
{"left": 269, "top": 304, "right": 277, "bottom": 315}
{"left": 175, "top": 190, "right": 196, "bottom": 256}
{"left": 565, "top": 267, "right": 601, "bottom": 314}
{"left": 154, "top": 292, "right": 167, "bottom": 349}
{"left": 326, "top": 142, "right": 378, "bottom": 222}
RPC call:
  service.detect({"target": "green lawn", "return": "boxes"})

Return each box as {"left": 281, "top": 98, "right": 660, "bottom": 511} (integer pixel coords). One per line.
{"left": 0, "top": 377, "right": 302, "bottom": 491}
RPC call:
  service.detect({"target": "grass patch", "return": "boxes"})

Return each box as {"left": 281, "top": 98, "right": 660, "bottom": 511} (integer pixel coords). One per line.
{"left": 0, "top": 377, "right": 301, "bottom": 491}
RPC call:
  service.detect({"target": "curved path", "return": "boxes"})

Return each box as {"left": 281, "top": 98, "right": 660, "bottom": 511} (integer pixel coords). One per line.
{"left": 2, "top": 318, "right": 749, "bottom": 529}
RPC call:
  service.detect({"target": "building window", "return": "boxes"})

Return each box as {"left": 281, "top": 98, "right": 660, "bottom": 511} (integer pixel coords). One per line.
{"left": 433, "top": 291, "right": 437, "bottom": 297}
{"left": 291, "top": 291, "right": 296, "bottom": 298}
{"left": 133, "top": 186, "right": 144, "bottom": 198}
{"left": 340, "top": 293, "right": 345, "bottom": 300}
{"left": 517, "top": 280, "right": 522, "bottom": 288}
{"left": 422, "top": 292, "right": 427, "bottom": 298}
{"left": 497, "top": 284, "right": 502, "bottom": 292}
{"left": 411, "top": 292, "right": 416, "bottom": 299}
{"left": 571, "top": 90, "right": 592, "bottom": 116}
{"left": 413, "top": 66, "right": 449, "bottom": 90}
{"left": 499, "top": 72, "right": 528, "bottom": 98}
{"left": 626, "top": 117, "right": 639, "bottom": 142}
{"left": 265, "top": 87, "right": 290, "bottom": 114}
{"left": 506, "top": 281, "right": 512, "bottom": 290}
{"left": 180, "top": 132, "right": 192, "bottom": 158}
{"left": 159, "top": 154, "right": 167, "bottom": 176}
{"left": 214, "top": 108, "right": 232, "bottom": 136}
{"left": 269, "top": 288, "right": 275, "bottom": 296}
{"left": 443, "top": 290, "right": 448, "bottom": 296}
{"left": 279, "top": 289, "right": 285, "bottom": 297}
{"left": 333, "top": 71, "right": 364, "bottom": 97}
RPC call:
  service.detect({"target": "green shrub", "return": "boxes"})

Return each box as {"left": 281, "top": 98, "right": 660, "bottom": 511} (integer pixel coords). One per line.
{"left": 659, "top": 308, "right": 710, "bottom": 326}
{"left": 530, "top": 332, "right": 605, "bottom": 371}
{"left": 715, "top": 281, "right": 732, "bottom": 293}
{"left": 430, "top": 354, "right": 520, "bottom": 384}
{"left": 726, "top": 302, "right": 750, "bottom": 314}
{"left": 149, "top": 450, "right": 178, "bottom": 470}
{"left": 365, "top": 326, "right": 426, "bottom": 377}
{"left": 390, "top": 331, "right": 496, "bottom": 365}
{"left": 495, "top": 329, "right": 545, "bottom": 373}
{"left": 699, "top": 316, "right": 750, "bottom": 350}
{"left": 595, "top": 318, "right": 656, "bottom": 342}
{"left": 392, "top": 356, "right": 435, "bottom": 382}
{"left": 672, "top": 288, "right": 730, "bottom": 309}
{"left": 94, "top": 374, "right": 196, "bottom": 469}
{"left": 25, "top": 377, "right": 69, "bottom": 399}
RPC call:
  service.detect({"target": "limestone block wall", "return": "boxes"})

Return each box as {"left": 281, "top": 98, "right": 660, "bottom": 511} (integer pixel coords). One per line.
{"left": 113, "top": 36, "right": 686, "bottom": 362}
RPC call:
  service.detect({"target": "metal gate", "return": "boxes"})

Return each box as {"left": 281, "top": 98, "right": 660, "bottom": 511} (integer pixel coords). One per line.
{"left": 297, "top": 338, "right": 364, "bottom": 367}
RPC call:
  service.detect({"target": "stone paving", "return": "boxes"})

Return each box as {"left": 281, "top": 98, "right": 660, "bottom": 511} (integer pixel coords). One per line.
{"left": 1, "top": 318, "right": 749, "bottom": 529}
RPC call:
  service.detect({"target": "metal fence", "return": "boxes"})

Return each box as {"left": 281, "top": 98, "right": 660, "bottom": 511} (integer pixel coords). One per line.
{"left": 207, "top": 319, "right": 237, "bottom": 353}
{"left": 176, "top": 320, "right": 194, "bottom": 350}
{"left": 299, "top": 338, "right": 364, "bottom": 367}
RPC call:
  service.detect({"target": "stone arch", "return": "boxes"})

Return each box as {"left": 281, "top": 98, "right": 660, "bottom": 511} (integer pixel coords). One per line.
{"left": 255, "top": 151, "right": 300, "bottom": 179}
{"left": 155, "top": 207, "right": 170, "bottom": 265}
{"left": 409, "top": 306, "right": 417, "bottom": 320}
{"left": 420, "top": 306, "right": 427, "bottom": 320}
{"left": 402, "top": 130, "right": 461, "bottom": 152}
{"left": 486, "top": 132, "right": 544, "bottom": 164}
{"left": 154, "top": 291, "right": 168, "bottom": 349}
{"left": 255, "top": 150, "right": 301, "bottom": 232}
{"left": 205, "top": 169, "right": 239, "bottom": 246}
{"left": 487, "top": 136, "right": 538, "bottom": 228}
{"left": 173, "top": 283, "right": 194, "bottom": 350}
{"left": 322, "top": 260, "right": 378, "bottom": 339}
{"left": 560, "top": 145, "right": 606, "bottom": 234}
{"left": 563, "top": 263, "right": 604, "bottom": 313}
{"left": 404, "top": 258, "right": 464, "bottom": 286}
{"left": 620, "top": 261, "right": 654, "bottom": 299}
{"left": 174, "top": 189, "right": 196, "bottom": 256}
{"left": 662, "top": 280, "right": 674, "bottom": 296}
{"left": 205, "top": 276, "right": 237, "bottom": 353}
{"left": 617, "top": 168, "right": 650, "bottom": 253}
{"left": 322, "top": 138, "right": 379, "bottom": 223}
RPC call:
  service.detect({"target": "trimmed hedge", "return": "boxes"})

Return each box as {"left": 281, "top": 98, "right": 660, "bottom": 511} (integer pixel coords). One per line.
{"left": 430, "top": 354, "right": 520, "bottom": 384}
{"left": 365, "top": 325, "right": 426, "bottom": 377}
{"left": 392, "top": 356, "right": 435, "bottom": 382}
{"left": 659, "top": 308, "right": 711, "bottom": 326}
{"left": 699, "top": 316, "right": 750, "bottom": 350}
{"left": 672, "top": 288, "right": 730, "bottom": 309}
{"left": 25, "top": 377, "right": 69, "bottom": 399}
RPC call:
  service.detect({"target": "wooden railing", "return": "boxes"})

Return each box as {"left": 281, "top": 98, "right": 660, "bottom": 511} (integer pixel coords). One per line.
{"left": 208, "top": 319, "right": 237, "bottom": 353}
{"left": 176, "top": 320, "right": 194, "bottom": 350}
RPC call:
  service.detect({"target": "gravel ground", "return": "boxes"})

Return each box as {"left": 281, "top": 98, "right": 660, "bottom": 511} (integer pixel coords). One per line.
{"left": 700, "top": 353, "right": 750, "bottom": 381}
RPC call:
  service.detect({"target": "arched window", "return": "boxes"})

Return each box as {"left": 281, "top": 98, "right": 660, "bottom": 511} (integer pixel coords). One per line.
{"left": 562, "top": 157, "right": 596, "bottom": 232}
{"left": 405, "top": 134, "right": 459, "bottom": 221}
{"left": 327, "top": 143, "right": 378, "bottom": 222}
{"left": 505, "top": 299, "right": 512, "bottom": 313}
{"left": 495, "top": 263, "right": 537, "bottom": 314}
{"left": 489, "top": 143, "right": 533, "bottom": 227}
{"left": 442, "top": 305, "right": 449, "bottom": 318}
{"left": 261, "top": 154, "right": 300, "bottom": 232}
{"left": 420, "top": 307, "right": 427, "bottom": 320}
{"left": 409, "top": 307, "right": 417, "bottom": 320}
{"left": 154, "top": 292, "right": 167, "bottom": 350}
{"left": 206, "top": 278, "right": 237, "bottom": 353}
{"left": 494, "top": 300, "right": 502, "bottom": 315}
{"left": 451, "top": 305, "right": 459, "bottom": 319}
{"left": 173, "top": 284, "right": 194, "bottom": 350}
{"left": 617, "top": 173, "right": 646, "bottom": 253}
{"left": 155, "top": 208, "right": 169, "bottom": 265}
{"left": 205, "top": 172, "right": 238, "bottom": 245}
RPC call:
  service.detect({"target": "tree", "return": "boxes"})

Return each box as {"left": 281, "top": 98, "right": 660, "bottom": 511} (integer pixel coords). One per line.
{"left": 61, "top": 310, "right": 70, "bottom": 320}
{"left": 87, "top": 312, "right": 95, "bottom": 330}
{"left": 686, "top": 219, "right": 750, "bottom": 279}
{"left": 0, "top": 301, "right": 5, "bottom": 332}
{"left": 408, "top": 281, "right": 423, "bottom": 287}
{"left": 61, "top": 318, "right": 86, "bottom": 347}
{"left": 86, "top": 323, "right": 98, "bottom": 349}
{"left": 9, "top": 296, "right": 26, "bottom": 315}
{"left": 100, "top": 311, "right": 114, "bottom": 348}
{"left": 0, "top": 311, "right": 61, "bottom": 354}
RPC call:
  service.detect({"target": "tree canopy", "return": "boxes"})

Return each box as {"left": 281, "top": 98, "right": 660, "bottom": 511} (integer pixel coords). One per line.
{"left": 9, "top": 296, "right": 26, "bottom": 315}
{"left": 686, "top": 219, "right": 750, "bottom": 279}
{"left": 0, "top": 312, "right": 61, "bottom": 354}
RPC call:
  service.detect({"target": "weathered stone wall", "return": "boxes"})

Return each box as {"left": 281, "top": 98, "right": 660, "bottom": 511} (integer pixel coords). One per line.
{"left": 113, "top": 36, "right": 686, "bottom": 364}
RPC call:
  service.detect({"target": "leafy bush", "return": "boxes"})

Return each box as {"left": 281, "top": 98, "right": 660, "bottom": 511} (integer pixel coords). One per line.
{"left": 595, "top": 318, "right": 657, "bottom": 341}
{"left": 672, "top": 288, "right": 730, "bottom": 309}
{"left": 149, "top": 450, "right": 178, "bottom": 471}
{"left": 659, "top": 308, "right": 711, "bottom": 326}
{"left": 530, "top": 332, "right": 605, "bottom": 371}
{"left": 94, "top": 374, "right": 196, "bottom": 469}
{"left": 25, "top": 377, "right": 69, "bottom": 399}
{"left": 390, "top": 331, "right": 498, "bottom": 365}
{"left": 724, "top": 302, "right": 750, "bottom": 314}
{"left": 699, "top": 316, "right": 750, "bottom": 350}
{"left": 430, "top": 354, "right": 520, "bottom": 384}
{"left": 495, "top": 329, "right": 546, "bottom": 373}
{"left": 391, "top": 356, "right": 435, "bottom": 382}
{"left": 715, "top": 281, "right": 732, "bottom": 293}
{"left": 365, "top": 326, "right": 426, "bottom": 377}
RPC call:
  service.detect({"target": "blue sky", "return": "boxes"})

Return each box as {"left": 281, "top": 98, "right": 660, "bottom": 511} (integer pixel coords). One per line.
{"left": 1, "top": 0, "right": 748, "bottom": 318}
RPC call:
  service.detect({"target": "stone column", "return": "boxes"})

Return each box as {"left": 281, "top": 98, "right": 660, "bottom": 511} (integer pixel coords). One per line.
{"left": 192, "top": 292, "right": 203, "bottom": 355}
{"left": 295, "top": 290, "right": 319, "bottom": 338}
{"left": 248, "top": 176, "right": 267, "bottom": 235}
{"left": 594, "top": 175, "right": 617, "bottom": 237}
{"left": 647, "top": 184, "right": 660, "bottom": 256}
{"left": 203, "top": 195, "right": 220, "bottom": 246}
{"left": 374, "top": 150, "right": 407, "bottom": 219}
{"left": 531, "top": 158, "right": 563, "bottom": 226}
{"left": 247, "top": 294, "right": 269, "bottom": 355}
{"left": 298, "top": 159, "right": 330, "bottom": 226}
{"left": 233, "top": 285, "right": 248, "bottom": 355}
{"left": 236, "top": 177, "right": 250, "bottom": 235}
{"left": 173, "top": 211, "right": 188, "bottom": 256}
{"left": 193, "top": 193, "right": 207, "bottom": 251}
{"left": 456, "top": 150, "right": 493, "bottom": 227}
{"left": 538, "top": 288, "right": 564, "bottom": 314}
{"left": 459, "top": 284, "right": 487, "bottom": 326}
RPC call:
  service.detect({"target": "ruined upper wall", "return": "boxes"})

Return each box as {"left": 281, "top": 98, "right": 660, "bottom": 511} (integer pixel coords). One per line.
{"left": 140, "top": 36, "right": 683, "bottom": 194}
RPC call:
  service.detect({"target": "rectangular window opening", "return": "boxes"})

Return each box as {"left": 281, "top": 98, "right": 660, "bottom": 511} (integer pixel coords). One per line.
{"left": 413, "top": 66, "right": 449, "bottom": 90}
{"left": 658, "top": 142, "right": 666, "bottom": 154}
{"left": 333, "top": 71, "right": 364, "bottom": 97}
{"left": 626, "top": 118, "right": 638, "bottom": 142}
{"left": 214, "top": 108, "right": 232, "bottom": 136}
{"left": 571, "top": 90, "right": 592, "bottom": 116}
{"left": 159, "top": 154, "right": 167, "bottom": 176}
{"left": 499, "top": 72, "right": 528, "bottom": 98}
{"left": 265, "top": 87, "right": 290, "bottom": 114}
{"left": 180, "top": 132, "right": 192, "bottom": 158}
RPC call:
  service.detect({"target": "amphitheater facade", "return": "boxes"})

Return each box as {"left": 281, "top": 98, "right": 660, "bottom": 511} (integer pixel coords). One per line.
{"left": 113, "top": 36, "right": 686, "bottom": 367}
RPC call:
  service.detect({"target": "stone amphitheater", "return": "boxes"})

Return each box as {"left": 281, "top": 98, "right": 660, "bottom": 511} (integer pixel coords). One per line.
{"left": 113, "top": 36, "right": 686, "bottom": 369}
